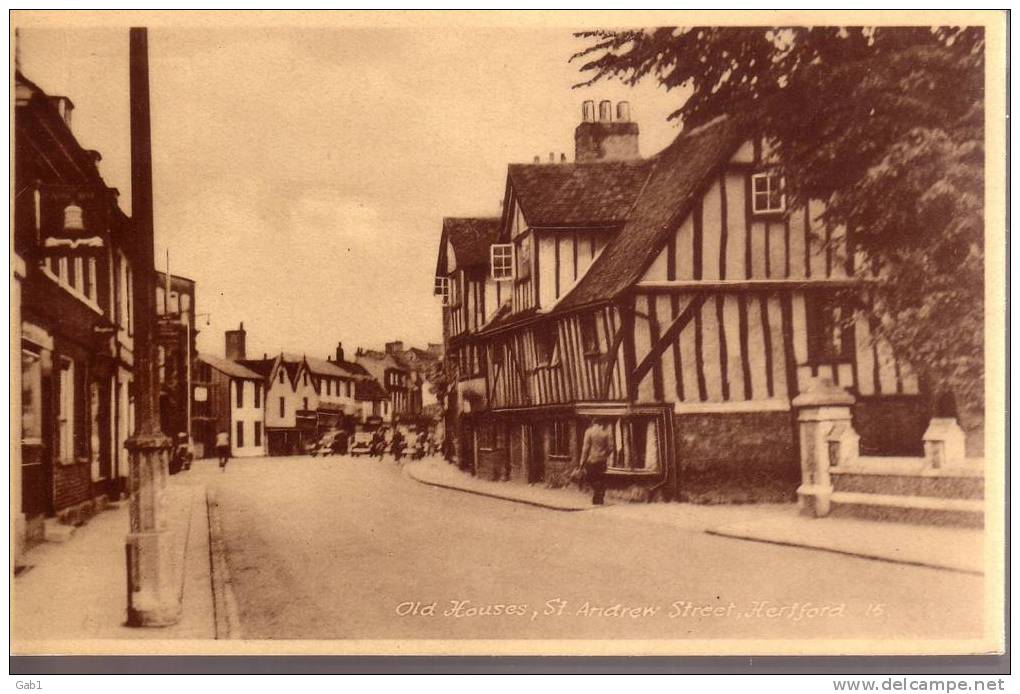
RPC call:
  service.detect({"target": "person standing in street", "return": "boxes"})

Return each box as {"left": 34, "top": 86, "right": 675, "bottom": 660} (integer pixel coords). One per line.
{"left": 577, "top": 417, "right": 614, "bottom": 505}
{"left": 216, "top": 430, "right": 231, "bottom": 471}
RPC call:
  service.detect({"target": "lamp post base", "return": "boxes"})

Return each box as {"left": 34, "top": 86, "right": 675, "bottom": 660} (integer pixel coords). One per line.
{"left": 125, "top": 431, "right": 181, "bottom": 627}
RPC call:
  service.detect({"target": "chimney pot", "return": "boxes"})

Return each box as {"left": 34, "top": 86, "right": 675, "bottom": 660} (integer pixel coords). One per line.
{"left": 575, "top": 101, "right": 640, "bottom": 163}
{"left": 582, "top": 100, "right": 595, "bottom": 123}
{"left": 598, "top": 100, "right": 612, "bottom": 123}
{"left": 549, "top": 152, "right": 555, "bottom": 163}
{"left": 533, "top": 155, "right": 540, "bottom": 164}
{"left": 560, "top": 153, "right": 567, "bottom": 163}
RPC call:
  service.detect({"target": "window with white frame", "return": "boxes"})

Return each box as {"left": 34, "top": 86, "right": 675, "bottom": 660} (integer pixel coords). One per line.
{"left": 607, "top": 417, "right": 660, "bottom": 472}
{"left": 490, "top": 243, "right": 515, "bottom": 281}
{"left": 751, "top": 172, "right": 785, "bottom": 214}
{"left": 434, "top": 276, "right": 450, "bottom": 305}
{"left": 58, "top": 357, "right": 75, "bottom": 463}
{"left": 21, "top": 349, "right": 42, "bottom": 445}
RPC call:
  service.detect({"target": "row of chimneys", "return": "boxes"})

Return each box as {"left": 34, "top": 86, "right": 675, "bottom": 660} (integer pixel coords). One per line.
{"left": 226, "top": 322, "right": 351, "bottom": 364}
{"left": 225, "top": 324, "right": 433, "bottom": 365}
{"left": 582, "top": 99, "right": 631, "bottom": 124}
{"left": 534, "top": 101, "right": 638, "bottom": 165}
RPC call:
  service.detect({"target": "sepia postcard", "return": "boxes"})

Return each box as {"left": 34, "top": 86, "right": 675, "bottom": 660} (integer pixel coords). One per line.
{"left": 9, "top": 10, "right": 1006, "bottom": 662}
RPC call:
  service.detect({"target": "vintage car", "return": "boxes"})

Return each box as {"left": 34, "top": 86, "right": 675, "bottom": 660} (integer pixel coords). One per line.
{"left": 309, "top": 429, "right": 348, "bottom": 457}
{"left": 349, "top": 430, "right": 388, "bottom": 457}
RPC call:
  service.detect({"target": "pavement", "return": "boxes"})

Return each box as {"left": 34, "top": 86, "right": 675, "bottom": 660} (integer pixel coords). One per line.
{"left": 405, "top": 456, "right": 593, "bottom": 510}
{"left": 405, "top": 458, "right": 985, "bottom": 575}
{"left": 11, "top": 468, "right": 216, "bottom": 652}
{"left": 10, "top": 453, "right": 989, "bottom": 649}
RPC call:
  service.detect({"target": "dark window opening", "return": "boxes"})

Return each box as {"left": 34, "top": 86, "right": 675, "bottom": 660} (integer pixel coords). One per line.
{"left": 534, "top": 322, "right": 558, "bottom": 366}
{"left": 580, "top": 313, "right": 601, "bottom": 355}
{"left": 806, "top": 292, "right": 854, "bottom": 363}
{"left": 549, "top": 420, "right": 570, "bottom": 457}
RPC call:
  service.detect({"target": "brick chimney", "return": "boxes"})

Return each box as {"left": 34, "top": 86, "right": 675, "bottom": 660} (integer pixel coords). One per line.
{"left": 385, "top": 340, "right": 404, "bottom": 356}
{"left": 574, "top": 100, "right": 640, "bottom": 163}
{"left": 336, "top": 341, "right": 345, "bottom": 364}
{"left": 225, "top": 322, "right": 246, "bottom": 361}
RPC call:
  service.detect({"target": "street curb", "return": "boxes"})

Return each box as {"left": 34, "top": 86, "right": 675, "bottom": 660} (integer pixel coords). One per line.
{"left": 403, "top": 463, "right": 593, "bottom": 512}
{"left": 206, "top": 487, "right": 243, "bottom": 639}
{"left": 705, "top": 527, "right": 984, "bottom": 576}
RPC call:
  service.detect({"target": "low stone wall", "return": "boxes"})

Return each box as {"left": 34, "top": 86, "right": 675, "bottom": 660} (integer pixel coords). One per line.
{"left": 674, "top": 410, "right": 799, "bottom": 504}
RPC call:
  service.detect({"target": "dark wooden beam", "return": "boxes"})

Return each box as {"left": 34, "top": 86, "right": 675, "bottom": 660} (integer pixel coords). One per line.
{"left": 632, "top": 292, "right": 709, "bottom": 389}
{"left": 599, "top": 318, "right": 628, "bottom": 399}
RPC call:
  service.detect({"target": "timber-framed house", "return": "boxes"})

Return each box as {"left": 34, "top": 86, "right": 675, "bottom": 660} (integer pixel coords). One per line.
{"left": 435, "top": 100, "right": 928, "bottom": 501}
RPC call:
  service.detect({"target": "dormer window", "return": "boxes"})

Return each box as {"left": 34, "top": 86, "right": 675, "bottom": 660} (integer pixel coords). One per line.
{"left": 751, "top": 172, "right": 786, "bottom": 214}
{"left": 490, "top": 244, "right": 515, "bottom": 281}
{"left": 434, "top": 276, "right": 450, "bottom": 306}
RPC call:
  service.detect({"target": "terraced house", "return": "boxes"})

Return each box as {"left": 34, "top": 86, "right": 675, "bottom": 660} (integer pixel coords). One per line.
{"left": 14, "top": 70, "right": 138, "bottom": 554}
{"left": 435, "top": 100, "right": 928, "bottom": 502}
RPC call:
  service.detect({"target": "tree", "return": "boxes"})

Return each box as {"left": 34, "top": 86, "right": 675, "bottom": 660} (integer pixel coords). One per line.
{"left": 422, "top": 356, "right": 457, "bottom": 413}
{"left": 573, "top": 26, "right": 985, "bottom": 423}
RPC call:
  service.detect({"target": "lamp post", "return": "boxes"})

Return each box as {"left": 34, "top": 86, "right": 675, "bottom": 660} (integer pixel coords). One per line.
{"left": 124, "top": 27, "right": 180, "bottom": 627}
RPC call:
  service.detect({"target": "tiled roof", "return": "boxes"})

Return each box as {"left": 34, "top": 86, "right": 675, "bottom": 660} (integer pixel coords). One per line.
{"left": 437, "top": 217, "right": 501, "bottom": 274}
{"left": 237, "top": 357, "right": 276, "bottom": 379}
{"left": 198, "top": 353, "right": 263, "bottom": 380}
{"left": 338, "top": 360, "right": 371, "bottom": 378}
{"left": 283, "top": 353, "right": 363, "bottom": 380}
{"left": 355, "top": 378, "right": 388, "bottom": 401}
{"left": 556, "top": 117, "right": 745, "bottom": 310}
{"left": 283, "top": 360, "right": 301, "bottom": 383}
{"left": 508, "top": 160, "right": 652, "bottom": 228}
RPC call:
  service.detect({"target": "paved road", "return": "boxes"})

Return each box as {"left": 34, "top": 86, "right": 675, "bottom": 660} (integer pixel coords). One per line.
{"left": 200, "top": 455, "right": 984, "bottom": 643}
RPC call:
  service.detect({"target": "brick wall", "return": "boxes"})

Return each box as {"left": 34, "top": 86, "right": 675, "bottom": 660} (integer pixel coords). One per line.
{"left": 476, "top": 447, "right": 510, "bottom": 481}
{"left": 674, "top": 411, "right": 799, "bottom": 503}
{"left": 53, "top": 460, "right": 92, "bottom": 512}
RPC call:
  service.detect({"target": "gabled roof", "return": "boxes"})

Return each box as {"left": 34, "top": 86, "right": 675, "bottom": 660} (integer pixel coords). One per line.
{"left": 237, "top": 357, "right": 278, "bottom": 379}
{"left": 198, "top": 353, "right": 263, "bottom": 380}
{"left": 355, "top": 378, "right": 388, "bottom": 401}
{"left": 556, "top": 116, "right": 746, "bottom": 311}
{"left": 339, "top": 360, "right": 372, "bottom": 378}
{"left": 283, "top": 359, "right": 302, "bottom": 384}
{"left": 507, "top": 160, "right": 652, "bottom": 229}
{"left": 436, "top": 217, "right": 501, "bottom": 275}
{"left": 356, "top": 350, "right": 408, "bottom": 373}
{"left": 284, "top": 353, "right": 339, "bottom": 379}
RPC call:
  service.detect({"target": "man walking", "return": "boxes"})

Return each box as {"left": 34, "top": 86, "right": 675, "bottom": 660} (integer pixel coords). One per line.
{"left": 216, "top": 430, "right": 230, "bottom": 471}
{"left": 577, "top": 417, "right": 614, "bottom": 505}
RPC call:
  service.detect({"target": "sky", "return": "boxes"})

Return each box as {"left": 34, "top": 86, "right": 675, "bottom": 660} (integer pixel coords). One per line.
{"left": 16, "top": 16, "right": 690, "bottom": 360}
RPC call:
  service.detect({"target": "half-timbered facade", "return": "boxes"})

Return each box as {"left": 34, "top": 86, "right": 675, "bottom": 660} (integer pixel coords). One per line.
{"left": 436, "top": 102, "right": 928, "bottom": 501}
